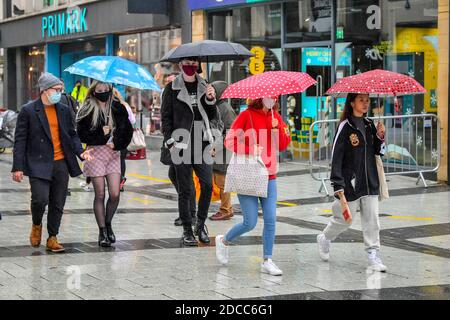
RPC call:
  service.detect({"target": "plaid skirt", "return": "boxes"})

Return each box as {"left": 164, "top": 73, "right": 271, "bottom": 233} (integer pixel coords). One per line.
{"left": 83, "top": 145, "right": 121, "bottom": 177}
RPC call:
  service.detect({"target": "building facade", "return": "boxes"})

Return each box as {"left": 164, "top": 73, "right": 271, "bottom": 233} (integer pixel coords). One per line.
{"left": 0, "top": 0, "right": 191, "bottom": 119}
{"left": 188, "top": 0, "right": 449, "bottom": 183}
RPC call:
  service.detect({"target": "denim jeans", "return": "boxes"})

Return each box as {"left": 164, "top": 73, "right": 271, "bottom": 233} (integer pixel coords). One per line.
{"left": 225, "top": 179, "right": 277, "bottom": 259}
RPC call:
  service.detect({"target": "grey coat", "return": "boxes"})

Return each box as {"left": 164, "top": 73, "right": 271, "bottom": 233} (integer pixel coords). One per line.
{"left": 213, "top": 99, "right": 236, "bottom": 173}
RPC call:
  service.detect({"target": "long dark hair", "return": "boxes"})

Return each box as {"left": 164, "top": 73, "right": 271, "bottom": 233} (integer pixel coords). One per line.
{"left": 340, "top": 93, "right": 359, "bottom": 123}
{"left": 248, "top": 98, "right": 280, "bottom": 113}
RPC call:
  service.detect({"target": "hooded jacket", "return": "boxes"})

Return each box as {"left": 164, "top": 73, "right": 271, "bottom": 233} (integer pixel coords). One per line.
{"left": 331, "top": 116, "right": 385, "bottom": 202}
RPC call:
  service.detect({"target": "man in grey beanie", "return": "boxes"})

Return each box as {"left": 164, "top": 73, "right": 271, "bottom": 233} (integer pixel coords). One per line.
{"left": 12, "top": 72, "right": 93, "bottom": 252}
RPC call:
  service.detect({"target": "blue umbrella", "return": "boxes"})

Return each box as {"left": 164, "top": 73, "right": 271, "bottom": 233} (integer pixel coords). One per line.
{"left": 64, "top": 56, "right": 161, "bottom": 91}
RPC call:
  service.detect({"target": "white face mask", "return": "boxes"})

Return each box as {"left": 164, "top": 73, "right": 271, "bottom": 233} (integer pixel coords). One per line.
{"left": 262, "top": 97, "right": 276, "bottom": 109}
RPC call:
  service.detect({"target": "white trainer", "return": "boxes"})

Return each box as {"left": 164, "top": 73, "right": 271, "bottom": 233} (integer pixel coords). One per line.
{"left": 261, "top": 259, "right": 283, "bottom": 276}
{"left": 317, "top": 233, "right": 330, "bottom": 261}
{"left": 215, "top": 235, "right": 229, "bottom": 265}
{"left": 368, "top": 250, "right": 387, "bottom": 272}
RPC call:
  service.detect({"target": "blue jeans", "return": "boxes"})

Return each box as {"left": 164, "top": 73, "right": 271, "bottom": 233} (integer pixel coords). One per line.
{"left": 224, "top": 179, "right": 277, "bottom": 259}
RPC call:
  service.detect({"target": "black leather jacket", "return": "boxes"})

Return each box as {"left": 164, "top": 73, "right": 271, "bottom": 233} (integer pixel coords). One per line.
{"left": 331, "top": 117, "right": 385, "bottom": 202}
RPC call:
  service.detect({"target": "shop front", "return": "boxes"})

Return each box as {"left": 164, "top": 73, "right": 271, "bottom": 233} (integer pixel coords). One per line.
{"left": 0, "top": 0, "right": 189, "bottom": 115}
{"left": 191, "top": 0, "right": 442, "bottom": 160}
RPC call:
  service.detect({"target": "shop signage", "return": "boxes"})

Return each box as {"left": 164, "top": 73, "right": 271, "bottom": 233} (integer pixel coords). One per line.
{"left": 42, "top": 7, "right": 88, "bottom": 39}
{"left": 302, "top": 48, "right": 351, "bottom": 66}
{"left": 249, "top": 46, "right": 265, "bottom": 74}
{"left": 188, "top": 0, "right": 279, "bottom": 10}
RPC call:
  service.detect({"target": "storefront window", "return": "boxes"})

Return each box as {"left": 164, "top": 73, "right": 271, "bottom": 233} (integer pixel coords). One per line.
{"left": 25, "top": 46, "right": 45, "bottom": 101}
{"left": 285, "top": 0, "right": 332, "bottom": 43}
{"left": 208, "top": 3, "right": 282, "bottom": 113}
{"left": 336, "top": 0, "right": 438, "bottom": 115}
{"left": 118, "top": 28, "right": 181, "bottom": 136}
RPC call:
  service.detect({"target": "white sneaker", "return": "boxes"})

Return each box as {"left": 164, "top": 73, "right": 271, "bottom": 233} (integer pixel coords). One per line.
{"left": 215, "top": 235, "right": 229, "bottom": 265}
{"left": 368, "top": 250, "right": 387, "bottom": 272}
{"left": 317, "top": 234, "right": 330, "bottom": 261}
{"left": 79, "top": 181, "right": 90, "bottom": 191}
{"left": 261, "top": 259, "right": 283, "bottom": 276}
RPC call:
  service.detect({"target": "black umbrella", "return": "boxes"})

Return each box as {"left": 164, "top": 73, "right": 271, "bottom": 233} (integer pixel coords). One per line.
{"left": 159, "top": 40, "right": 253, "bottom": 63}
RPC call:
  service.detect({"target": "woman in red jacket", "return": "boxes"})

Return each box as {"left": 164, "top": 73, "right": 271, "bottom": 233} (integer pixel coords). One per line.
{"left": 215, "top": 97, "right": 290, "bottom": 276}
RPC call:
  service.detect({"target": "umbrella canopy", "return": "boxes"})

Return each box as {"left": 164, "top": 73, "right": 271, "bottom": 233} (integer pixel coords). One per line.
{"left": 221, "top": 71, "right": 317, "bottom": 99}
{"left": 326, "top": 69, "right": 426, "bottom": 97}
{"left": 64, "top": 56, "right": 161, "bottom": 91}
{"left": 159, "top": 40, "right": 253, "bottom": 63}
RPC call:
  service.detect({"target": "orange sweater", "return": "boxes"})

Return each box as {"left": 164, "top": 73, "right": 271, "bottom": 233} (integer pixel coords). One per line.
{"left": 44, "top": 105, "right": 65, "bottom": 161}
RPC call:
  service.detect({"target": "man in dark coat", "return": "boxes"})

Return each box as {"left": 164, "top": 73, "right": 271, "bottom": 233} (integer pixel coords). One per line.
{"left": 209, "top": 81, "right": 236, "bottom": 221}
{"left": 11, "top": 72, "right": 92, "bottom": 252}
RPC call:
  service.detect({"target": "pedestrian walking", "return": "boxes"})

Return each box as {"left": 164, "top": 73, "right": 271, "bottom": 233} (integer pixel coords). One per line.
{"left": 215, "top": 97, "right": 291, "bottom": 275}
{"left": 316, "top": 93, "right": 388, "bottom": 272}
{"left": 209, "top": 81, "right": 237, "bottom": 221}
{"left": 11, "top": 72, "right": 93, "bottom": 252}
{"left": 71, "top": 80, "right": 88, "bottom": 104}
{"left": 76, "top": 81, "right": 133, "bottom": 247}
{"left": 160, "top": 75, "right": 197, "bottom": 227}
{"left": 161, "top": 56, "right": 221, "bottom": 246}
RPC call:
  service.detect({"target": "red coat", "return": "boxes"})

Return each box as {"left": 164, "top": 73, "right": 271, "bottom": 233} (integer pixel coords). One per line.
{"left": 224, "top": 108, "right": 291, "bottom": 180}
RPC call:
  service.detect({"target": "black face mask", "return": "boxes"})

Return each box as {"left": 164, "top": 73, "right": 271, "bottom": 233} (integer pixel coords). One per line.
{"left": 94, "top": 91, "right": 110, "bottom": 102}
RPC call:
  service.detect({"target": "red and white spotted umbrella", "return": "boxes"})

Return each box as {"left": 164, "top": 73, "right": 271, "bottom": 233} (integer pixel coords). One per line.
{"left": 221, "top": 71, "right": 317, "bottom": 99}
{"left": 326, "top": 69, "right": 426, "bottom": 98}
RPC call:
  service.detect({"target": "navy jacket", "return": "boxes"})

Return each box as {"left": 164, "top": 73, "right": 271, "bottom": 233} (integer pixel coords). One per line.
{"left": 12, "top": 98, "right": 84, "bottom": 180}
{"left": 330, "top": 117, "right": 385, "bottom": 202}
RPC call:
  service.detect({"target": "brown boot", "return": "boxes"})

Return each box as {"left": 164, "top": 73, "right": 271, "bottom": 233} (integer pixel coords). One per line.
{"left": 46, "top": 236, "right": 65, "bottom": 253}
{"left": 29, "top": 224, "right": 42, "bottom": 247}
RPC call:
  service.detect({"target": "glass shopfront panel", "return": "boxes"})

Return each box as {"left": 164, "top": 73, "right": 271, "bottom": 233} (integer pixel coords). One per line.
{"left": 25, "top": 46, "right": 45, "bottom": 101}
{"left": 336, "top": 0, "right": 438, "bottom": 116}
{"left": 208, "top": 3, "right": 282, "bottom": 113}
{"left": 118, "top": 29, "right": 181, "bottom": 136}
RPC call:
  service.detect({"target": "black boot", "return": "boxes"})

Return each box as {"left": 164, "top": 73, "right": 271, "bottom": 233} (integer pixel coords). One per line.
{"left": 182, "top": 225, "right": 197, "bottom": 246}
{"left": 106, "top": 224, "right": 116, "bottom": 243}
{"left": 174, "top": 217, "right": 183, "bottom": 226}
{"left": 98, "top": 227, "right": 111, "bottom": 247}
{"left": 194, "top": 221, "right": 210, "bottom": 244}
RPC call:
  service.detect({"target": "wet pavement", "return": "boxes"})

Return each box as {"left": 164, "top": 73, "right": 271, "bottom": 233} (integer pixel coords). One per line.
{"left": 0, "top": 150, "right": 449, "bottom": 300}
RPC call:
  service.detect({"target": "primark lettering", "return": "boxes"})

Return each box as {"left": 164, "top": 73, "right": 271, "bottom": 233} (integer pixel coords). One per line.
{"left": 42, "top": 7, "right": 88, "bottom": 39}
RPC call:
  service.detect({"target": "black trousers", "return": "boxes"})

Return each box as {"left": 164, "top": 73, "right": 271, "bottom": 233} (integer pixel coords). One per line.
{"left": 173, "top": 161, "right": 212, "bottom": 227}
{"left": 168, "top": 164, "right": 196, "bottom": 219}
{"left": 29, "top": 160, "right": 69, "bottom": 237}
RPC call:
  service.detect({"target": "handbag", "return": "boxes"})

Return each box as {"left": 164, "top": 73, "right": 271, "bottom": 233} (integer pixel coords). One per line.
{"left": 224, "top": 112, "right": 269, "bottom": 198}
{"left": 375, "top": 155, "right": 389, "bottom": 201}
{"left": 126, "top": 148, "right": 146, "bottom": 160}
{"left": 127, "top": 128, "right": 146, "bottom": 151}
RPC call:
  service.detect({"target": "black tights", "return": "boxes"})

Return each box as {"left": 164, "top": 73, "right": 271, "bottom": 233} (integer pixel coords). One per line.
{"left": 91, "top": 174, "right": 121, "bottom": 228}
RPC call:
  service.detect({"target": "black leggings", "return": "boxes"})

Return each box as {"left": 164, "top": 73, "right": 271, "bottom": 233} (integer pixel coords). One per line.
{"left": 91, "top": 174, "right": 121, "bottom": 228}
{"left": 120, "top": 149, "right": 128, "bottom": 179}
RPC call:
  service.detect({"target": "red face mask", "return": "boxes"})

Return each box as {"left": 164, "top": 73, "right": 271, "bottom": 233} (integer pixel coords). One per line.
{"left": 182, "top": 65, "right": 197, "bottom": 76}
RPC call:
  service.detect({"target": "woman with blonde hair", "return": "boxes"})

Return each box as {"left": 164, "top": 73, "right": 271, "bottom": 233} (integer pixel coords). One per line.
{"left": 76, "top": 81, "right": 133, "bottom": 247}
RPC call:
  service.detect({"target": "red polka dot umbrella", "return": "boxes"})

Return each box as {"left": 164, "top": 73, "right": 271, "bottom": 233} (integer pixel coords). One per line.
{"left": 221, "top": 71, "right": 317, "bottom": 99}
{"left": 326, "top": 69, "right": 426, "bottom": 98}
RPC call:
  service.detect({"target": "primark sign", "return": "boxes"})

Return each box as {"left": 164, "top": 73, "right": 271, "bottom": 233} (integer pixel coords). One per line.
{"left": 41, "top": 7, "right": 88, "bottom": 39}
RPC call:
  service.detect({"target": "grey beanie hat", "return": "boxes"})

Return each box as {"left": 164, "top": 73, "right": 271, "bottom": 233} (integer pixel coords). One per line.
{"left": 38, "top": 72, "right": 63, "bottom": 92}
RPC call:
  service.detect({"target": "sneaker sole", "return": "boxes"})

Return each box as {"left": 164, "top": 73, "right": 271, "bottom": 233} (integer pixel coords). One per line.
{"left": 317, "top": 236, "right": 330, "bottom": 262}
{"left": 261, "top": 268, "right": 283, "bottom": 276}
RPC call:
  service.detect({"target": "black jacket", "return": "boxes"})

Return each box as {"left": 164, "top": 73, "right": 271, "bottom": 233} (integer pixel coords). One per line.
{"left": 76, "top": 99, "right": 133, "bottom": 151}
{"left": 12, "top": 98, "right": 84, "bottom": 180}
{"left": 330, "top": 117, "right": 385, "bottom": 202}
{"left": 161, "top": 74, "right": 219, "bottom": 150}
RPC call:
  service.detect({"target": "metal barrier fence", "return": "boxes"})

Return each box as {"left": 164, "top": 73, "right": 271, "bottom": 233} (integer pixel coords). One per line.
{"left": 307, "top": 114, "right": 441, "bottom": 196}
